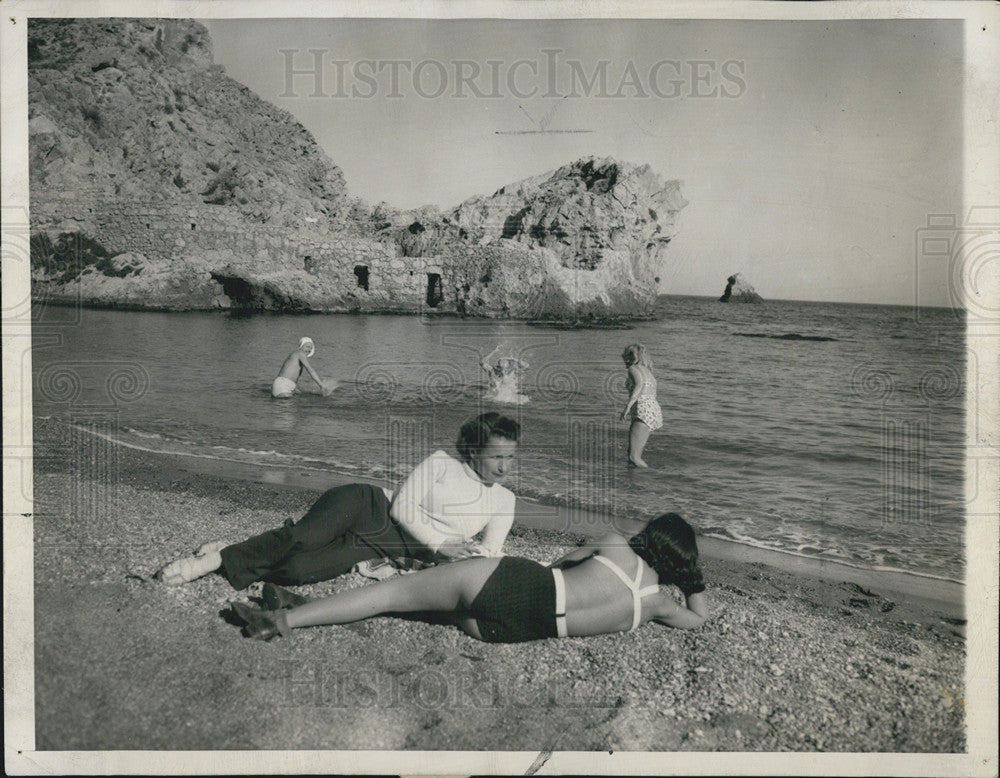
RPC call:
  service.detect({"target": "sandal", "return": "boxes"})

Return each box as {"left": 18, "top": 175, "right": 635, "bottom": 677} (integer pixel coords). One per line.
{"left": 261, "top": 583, "right": 309, "bottom": 610}
{"left": 230, "top": 602, "right": 289, "bottom": 640}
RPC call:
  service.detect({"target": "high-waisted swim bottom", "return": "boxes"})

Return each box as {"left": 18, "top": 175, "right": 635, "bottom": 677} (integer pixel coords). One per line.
{"left": 468, "top": 557, "right": 559, "bottom": 643}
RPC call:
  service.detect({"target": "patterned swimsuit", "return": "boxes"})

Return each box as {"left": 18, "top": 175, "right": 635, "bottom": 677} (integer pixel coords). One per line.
{"left": 628, "top": 372, "right": 663, "bottom": 431}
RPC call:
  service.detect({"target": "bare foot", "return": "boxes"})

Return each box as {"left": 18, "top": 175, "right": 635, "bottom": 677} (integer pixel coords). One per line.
{"left": 628, "top": 457, "right": 650, "bottom": 468}
{"left": 157, "top": 550, "right": 222, "bottom": 585}
{"left": 195, "top": 539, "right": 228, "bottom": 556}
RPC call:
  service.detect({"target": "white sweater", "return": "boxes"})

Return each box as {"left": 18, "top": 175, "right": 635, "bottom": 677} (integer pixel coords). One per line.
{"left": 389, "top": 450, "right": 515, "bottom": 555}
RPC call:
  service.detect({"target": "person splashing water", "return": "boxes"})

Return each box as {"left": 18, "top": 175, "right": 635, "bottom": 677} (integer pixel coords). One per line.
{"left": 271, "top": 337, "right": 337, "bottom": 398}
{"left": 481, "top": 344, "right": 529, "bottom": 405}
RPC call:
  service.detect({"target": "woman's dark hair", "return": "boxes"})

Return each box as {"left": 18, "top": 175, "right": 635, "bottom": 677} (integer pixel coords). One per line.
{"left": 629, "top": 513, "right": 705, "bottom": 597}
{"left": 456, "top": 412, "right": 520, "bottom": 463}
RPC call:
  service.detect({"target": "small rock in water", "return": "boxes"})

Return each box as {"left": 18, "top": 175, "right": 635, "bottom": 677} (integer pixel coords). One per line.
{"left": 718, "top": 272, "right": 763, "bottom": 303}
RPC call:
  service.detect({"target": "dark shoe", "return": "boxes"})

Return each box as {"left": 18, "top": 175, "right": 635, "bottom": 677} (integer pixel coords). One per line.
{"left": 261, "top": 582, "right": 309, "bottom": 610}
{"left": 230, "top": 602, "right": 289, "bottom": 641}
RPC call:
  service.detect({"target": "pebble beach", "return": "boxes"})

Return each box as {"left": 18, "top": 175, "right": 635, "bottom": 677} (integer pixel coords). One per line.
{"left": 29, "top": 417, "right": 967, "bottom": 754}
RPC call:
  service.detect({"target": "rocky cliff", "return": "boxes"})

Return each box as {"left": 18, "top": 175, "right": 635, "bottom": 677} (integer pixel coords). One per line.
{"left": 371, "top": 158, "right": 687, "bottom": 318}
{"left": 28, "top": 19, "right": 687, "bottom": 319}
{"left": 28, "top": 18, "right": 347, "bottom": 227}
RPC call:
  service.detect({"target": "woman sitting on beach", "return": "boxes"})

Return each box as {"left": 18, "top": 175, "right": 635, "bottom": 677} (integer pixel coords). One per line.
{"left": 620, "top": 343, "right": 663, "bottom": 468}
{"left": 229, "top": 512, "right": 708, "bottom": 642}
{"left": 157, "top": 413, "right": 519, "bottom": 589}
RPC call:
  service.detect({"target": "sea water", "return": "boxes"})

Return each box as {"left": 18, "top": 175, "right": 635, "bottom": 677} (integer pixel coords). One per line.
{"left": 30, "top": 296, "right": 966, "bottom": 580}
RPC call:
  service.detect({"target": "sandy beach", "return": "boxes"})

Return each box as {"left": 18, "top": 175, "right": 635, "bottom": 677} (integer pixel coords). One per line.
{"left": 30, "top": 417, "right": 966, "bottom": 753}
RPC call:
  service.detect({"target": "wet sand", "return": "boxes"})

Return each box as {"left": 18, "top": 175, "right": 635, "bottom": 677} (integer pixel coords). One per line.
{"left": 30, "top": 417, "right": 966, "bottom": 753}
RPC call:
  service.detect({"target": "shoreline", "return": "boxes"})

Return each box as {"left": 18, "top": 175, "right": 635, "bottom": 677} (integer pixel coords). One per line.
{"left": 67, "top": 418, "right": 963, "bottom": 616}
{"left": 29, "top": 416, "right": 967, "bottom": 752}
{"left": 31, "top": 294, "right": 657, "bottom": 323}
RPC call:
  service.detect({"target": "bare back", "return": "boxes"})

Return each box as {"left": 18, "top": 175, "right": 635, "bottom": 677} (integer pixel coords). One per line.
{"left": 276, "top": 351, "right": 305, "bottom": 382}
{"left": 626, "top": 364, "right": 658, "bottom": 398}
{"left": 558, "top": 542, "right": 666, "bottom": 637}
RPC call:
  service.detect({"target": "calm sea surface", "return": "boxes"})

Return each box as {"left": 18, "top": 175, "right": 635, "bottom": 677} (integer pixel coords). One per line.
{"left": 31, "top": 296, "right": 966, "bottom": 580}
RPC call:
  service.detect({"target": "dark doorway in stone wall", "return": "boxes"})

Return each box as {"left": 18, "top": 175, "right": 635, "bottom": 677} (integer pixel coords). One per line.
{"left": 426, "top": 273, "right": 443, "bottom": 308}
{"left": 354, "top": 265, "right": 370, "bottom": 291}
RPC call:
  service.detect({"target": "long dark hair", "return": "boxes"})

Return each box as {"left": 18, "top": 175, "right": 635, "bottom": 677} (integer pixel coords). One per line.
{"left": 628, "top": 513, "right": 705, "bottom": 597}
{"left": 456, "top": 412, "right": 520, "bottom": 463}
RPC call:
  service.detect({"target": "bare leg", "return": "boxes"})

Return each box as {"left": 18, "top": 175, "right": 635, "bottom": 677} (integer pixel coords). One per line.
{"left": 628, "top": 421, "right": 652, "bottom": 468}
{"left": 285, "top": 557, "right": 502, "bottom": 631}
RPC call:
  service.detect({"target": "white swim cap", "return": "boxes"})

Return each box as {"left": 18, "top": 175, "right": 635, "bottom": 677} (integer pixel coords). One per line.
{"left": 298, "top": 337, "right": 315, "bottom": 357}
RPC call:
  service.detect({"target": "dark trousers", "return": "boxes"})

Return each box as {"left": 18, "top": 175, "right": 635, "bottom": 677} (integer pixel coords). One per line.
{"left": 219, "top": 483, "right": 422, "bottom": 590}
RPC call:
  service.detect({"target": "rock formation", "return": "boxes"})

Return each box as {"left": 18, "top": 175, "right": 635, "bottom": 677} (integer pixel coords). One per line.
{"left": 719, "top": 273, "right": 762, "bottom": 303}
{"left": 372, "top": 158, "right": 687, "bottom": 319}
{"left": 28, "top": 19, "right": 346, "bottom": 228}
{"left": 28, "top": 19, "right": 687, "bottom": 319}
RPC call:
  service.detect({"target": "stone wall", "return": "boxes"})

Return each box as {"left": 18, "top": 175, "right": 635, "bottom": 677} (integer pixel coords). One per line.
{"left": 30, "top": 191, "right": 660, "bottom": 318}
{"left": 30, "top": 194, "right": 485, "bottom": 312}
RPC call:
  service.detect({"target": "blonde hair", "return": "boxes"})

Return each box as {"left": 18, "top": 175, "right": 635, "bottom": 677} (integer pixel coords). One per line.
{"left": 622, "top": 343, "right": 652, "bottom": 368}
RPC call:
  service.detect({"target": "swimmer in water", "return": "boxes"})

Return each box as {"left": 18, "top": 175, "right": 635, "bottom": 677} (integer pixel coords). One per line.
{"left": 481, "top": 345, "right": 529, "bottom": 405}
{"left": 272, "top": 337, "right": 335, "bottom": 398}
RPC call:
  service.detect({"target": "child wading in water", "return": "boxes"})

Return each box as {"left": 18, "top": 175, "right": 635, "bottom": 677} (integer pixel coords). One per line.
{"left": 620, "top": 343, "right": 663, "bottom": 468}
{"left": 481, "top": 345, "right": 529, "bottom": 405}
{"left": 272, "top": 337, "right": 336, "bottom": 398}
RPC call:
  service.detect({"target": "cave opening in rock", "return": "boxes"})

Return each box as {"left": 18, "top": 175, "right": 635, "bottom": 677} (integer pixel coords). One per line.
{"left": 209, "top": 273, "right": 308, "bottom": 311}
{"left": 211, "top": 274, "right": 268, "bottom": 310}
{"left": 426, "top": 273, "right": 443, "bottom": 308}
{"left": 354, "top": 265, "right": 370, "bottom": 291}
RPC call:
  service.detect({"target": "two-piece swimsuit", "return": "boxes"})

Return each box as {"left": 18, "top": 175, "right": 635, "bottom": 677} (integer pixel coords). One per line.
{"left": 468, "top": 553, "right": 660, "bottom": 643}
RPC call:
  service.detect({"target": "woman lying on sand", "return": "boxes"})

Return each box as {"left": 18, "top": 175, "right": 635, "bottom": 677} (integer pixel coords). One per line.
{"left": 229, "top": 513, "right": 708, "bottom": 643}
{"left": 157, "top": 413, "right": 520, "bottom": 589}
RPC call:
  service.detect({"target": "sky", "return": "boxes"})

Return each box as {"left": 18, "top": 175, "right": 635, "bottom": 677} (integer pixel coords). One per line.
{"left": 200, "top": 18, "right": 964, "bottom": 306}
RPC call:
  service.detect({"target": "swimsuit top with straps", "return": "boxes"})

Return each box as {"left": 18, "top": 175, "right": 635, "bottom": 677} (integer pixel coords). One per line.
{"left": 627, "top": 371, "right": 657, "bottom": 398}
{"left": 551, "top": 552, "right": 661, "bottom": 637}
{"left": 593, "top": 554, "right": 661, "bottom": 631}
